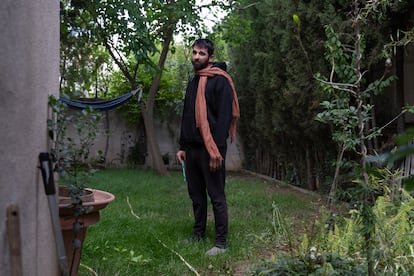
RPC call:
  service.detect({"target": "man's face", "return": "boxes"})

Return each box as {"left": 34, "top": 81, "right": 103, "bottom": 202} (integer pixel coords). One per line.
{"left": 191, "top": 46, "right": 213, "bottom": 71}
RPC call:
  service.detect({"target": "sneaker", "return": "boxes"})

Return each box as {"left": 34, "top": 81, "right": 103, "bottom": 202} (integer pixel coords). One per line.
{"left": 205, "top": 246, "right": 227, "bottom": 256}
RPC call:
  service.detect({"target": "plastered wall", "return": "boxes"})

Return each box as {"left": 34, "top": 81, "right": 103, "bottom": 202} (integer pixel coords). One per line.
{"left": 66, "top": 110, "right": 244, "bottom": 171}
{"left": 0, "top": 1, "right": 60, "bottom": 275}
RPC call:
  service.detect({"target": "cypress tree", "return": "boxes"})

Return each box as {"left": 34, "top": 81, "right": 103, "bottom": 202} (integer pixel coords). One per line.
{"left": 224, "top": 0, "right": 413, "bottom": 191}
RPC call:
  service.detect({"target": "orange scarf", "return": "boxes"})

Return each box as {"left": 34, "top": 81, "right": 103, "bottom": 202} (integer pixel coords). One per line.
{"left": 195, "top": 65, "right": 240, "bottom": 160}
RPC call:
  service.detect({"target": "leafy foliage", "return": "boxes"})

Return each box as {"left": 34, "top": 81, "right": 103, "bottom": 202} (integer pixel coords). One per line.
{"left": 47, "top": 95, "right": 105, "bottom": 215}
{"left": 47, "top": 95, "right": 106, "bottom": 271}
{"left": 224, "top": 0, "right": 346, "bottom": 188}
{"left": 223, "top": 0, "right": 412, "bottom": 191}
{"left": 255, "top": 168, "right": 414, "bottom": 275}
{"left": 254, "top": 252, "right": 366, "bottom": 275}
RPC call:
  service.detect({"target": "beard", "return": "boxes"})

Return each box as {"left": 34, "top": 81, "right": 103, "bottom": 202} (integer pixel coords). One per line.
{"left": 192, "top": 59, "right": 209, "bottom": 71}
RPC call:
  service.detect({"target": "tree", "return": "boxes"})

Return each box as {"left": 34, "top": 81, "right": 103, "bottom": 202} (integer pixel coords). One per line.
{"left": 60, "top": 2, "right": 113, "bottom": 98}
{"left": 223, "top": 0, "right": 413, "bottom": 192}
{"left": 315, "top": 1, "right": 413, "bottom": 274}
{"left": 60, "top": 0, "right": 231, "bottom": 175}
{"left": 223, "top": 0, "right": 340, "bottom": 189}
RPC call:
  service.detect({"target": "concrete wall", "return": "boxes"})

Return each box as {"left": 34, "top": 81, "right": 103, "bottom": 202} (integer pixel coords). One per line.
{"left": 0, "top": 0, "right": 60, "bottom": 275}
{"left": 152, "top": 119, "right": 243, "bottom": 170}
{"left": 81, "top": 111, "right": 243, "bottom": 171}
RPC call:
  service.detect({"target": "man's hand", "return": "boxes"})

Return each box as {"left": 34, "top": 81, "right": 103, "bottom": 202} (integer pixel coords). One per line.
{"left": 209, "top": 154, "right": 223, "bottom": 171}
{"left": 176, "top": 150, "right": 186, "bottom": 164}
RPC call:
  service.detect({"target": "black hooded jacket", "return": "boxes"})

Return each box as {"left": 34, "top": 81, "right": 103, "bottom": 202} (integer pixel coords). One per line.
{"left": 179, "top": 62, "right": 233, "bottom": 151}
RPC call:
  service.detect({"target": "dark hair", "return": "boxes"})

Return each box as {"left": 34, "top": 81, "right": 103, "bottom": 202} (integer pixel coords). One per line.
{"left": 192, "top": 38, "right": 214, "bottom": 56}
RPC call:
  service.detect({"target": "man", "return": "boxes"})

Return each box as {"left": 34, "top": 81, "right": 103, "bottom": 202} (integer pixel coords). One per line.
{"left": 176, "top": 38, "right": 240, "bottom": 256}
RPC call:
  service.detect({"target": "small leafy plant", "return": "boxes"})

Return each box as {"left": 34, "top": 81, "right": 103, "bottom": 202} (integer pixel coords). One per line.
{"left": 48, "top": 95, "right": 104, "bottom": 210}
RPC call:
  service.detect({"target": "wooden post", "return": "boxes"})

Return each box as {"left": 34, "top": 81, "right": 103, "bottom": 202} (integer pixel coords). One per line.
{"left": 7, "top": 205, "right": 22, "bottom": 276}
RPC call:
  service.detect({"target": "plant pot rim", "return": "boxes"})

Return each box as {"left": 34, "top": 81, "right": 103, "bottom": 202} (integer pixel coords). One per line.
{"left": 85, "top": 189, "right": 115, "bottom": 210}
{"left": 59, "top": 188, "right": 115, "bottom": 213}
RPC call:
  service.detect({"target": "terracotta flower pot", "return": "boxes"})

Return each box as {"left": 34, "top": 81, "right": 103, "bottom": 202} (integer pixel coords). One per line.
{"left": 59, "top": 188, "right": 115, "bottom": 275}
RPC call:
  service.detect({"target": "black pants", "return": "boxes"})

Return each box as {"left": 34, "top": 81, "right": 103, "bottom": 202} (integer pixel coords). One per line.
{"left": 185, "top": 146, "right": 228, "bottom": 247}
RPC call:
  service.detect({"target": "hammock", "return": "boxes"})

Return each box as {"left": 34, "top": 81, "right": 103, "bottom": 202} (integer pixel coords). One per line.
{"left": 59, "top": 88, "right": 142, "bottom": 111}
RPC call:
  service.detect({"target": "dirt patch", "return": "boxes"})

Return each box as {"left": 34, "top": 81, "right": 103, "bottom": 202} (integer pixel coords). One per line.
{"left": 228, "top": 170, "right": 323, "bottom": 201}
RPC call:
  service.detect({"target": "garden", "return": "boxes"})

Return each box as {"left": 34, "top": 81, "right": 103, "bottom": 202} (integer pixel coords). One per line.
{"left": 59, "top": 164, "right": 412, "bottom": 276}
{"left": 56, "top": 1, "right": 414, "bottom": 275}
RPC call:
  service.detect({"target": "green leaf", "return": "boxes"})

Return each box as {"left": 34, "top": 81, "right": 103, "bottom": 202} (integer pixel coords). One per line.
{"left": 403, "top": 176, "right": 414, "bottom": 191}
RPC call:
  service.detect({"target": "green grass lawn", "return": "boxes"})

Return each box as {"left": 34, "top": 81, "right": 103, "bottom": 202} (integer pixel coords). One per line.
{"left": 79, "top": 169, "right": 320, "bottom": 275}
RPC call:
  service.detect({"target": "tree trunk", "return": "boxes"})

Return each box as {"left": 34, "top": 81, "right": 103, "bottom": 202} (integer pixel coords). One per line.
{"left": 328, "top": 144, "right": 345, "bottom": 211}
{"left": 142, "top": 108, "right": 167, "bottom": 175}
{"left": 305, "top": 146, "right": 315, "bottom": 190}
{"left": 141, "top": 25, "right": 176, "bottom": 176}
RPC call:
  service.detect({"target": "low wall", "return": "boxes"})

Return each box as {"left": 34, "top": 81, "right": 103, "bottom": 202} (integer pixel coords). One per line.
{"left": 69, "top": 109, "right": 244, "bottom": 171}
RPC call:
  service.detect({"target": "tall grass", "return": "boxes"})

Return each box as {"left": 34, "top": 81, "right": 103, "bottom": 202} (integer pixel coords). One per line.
{"left": 79, "top": 169, "right": 318, "bottom": 275}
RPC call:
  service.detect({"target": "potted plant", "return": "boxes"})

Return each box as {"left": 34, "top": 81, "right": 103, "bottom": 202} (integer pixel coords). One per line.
{"left": 47, "top": 95, "right": 115, "bottom": 275}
